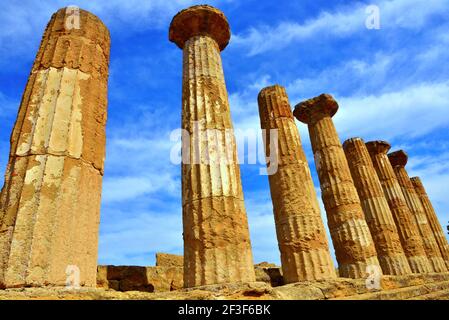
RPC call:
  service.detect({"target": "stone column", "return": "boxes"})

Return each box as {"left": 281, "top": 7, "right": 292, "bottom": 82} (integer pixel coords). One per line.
{"left": 0, "top": 7, "right": 110, "bottom": 288}
{"left": 343, "top": 138, "right": 411, "bottom": 275}
{"left": 293, "top": 94, "right": 380, "bottom": 279}
{"left": 169, "top": 5, "right": 255, "bottom": 287}
{"left": 258, "top": 85, "right": 336, "bottom": 282}
{"left": 388, "top": 150, "right": 447, "bottom": 272}
{"left": 411, "top": 177, "right": 449, "bottom": 269}
{"left": 366, "top": 141, "right": 432, "bottom": 273}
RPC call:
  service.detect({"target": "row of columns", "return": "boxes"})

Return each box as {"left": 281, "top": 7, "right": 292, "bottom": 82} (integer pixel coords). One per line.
{"left": 169, "top": 2, "right": 449, "bottom": 285}
{"left": 172, "top": 4, "right": 448, "bottom": 286}
{"left": 286, "top": 91, "right": 447, "bottom": 279}
{"left": 1, "top": 5, "right": 448, "bottom": 289}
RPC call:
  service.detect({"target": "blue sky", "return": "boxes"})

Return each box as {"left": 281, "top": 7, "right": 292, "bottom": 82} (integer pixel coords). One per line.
{"left": 1, "top": 0, "right": 449, "bottom": 267}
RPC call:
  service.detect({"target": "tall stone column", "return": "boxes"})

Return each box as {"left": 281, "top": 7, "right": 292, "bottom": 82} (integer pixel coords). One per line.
{"left": 258, "top": 85, "right": 336, "bottom": 282}
{"left": 366, "top": 141, "right": 432, "bottom": 273}
{"left": 388, "top": 150, "right": 447, "bottom": 272}
{"left": 169, "top": 5, "right": 255, "bottom": 287}
{"left": 411, "top": 177, "right": 449, "bottom": 269}
{"left": 0, "top": 8, "right": 110, "bottom": 288}
{"left": 293, "top": 94, "right": 380, "bottom": 279}
{"left": 343, "top": 138, "right": 411, "bottom": 275}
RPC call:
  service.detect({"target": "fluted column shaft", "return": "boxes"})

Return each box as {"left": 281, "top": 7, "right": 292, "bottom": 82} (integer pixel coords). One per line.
{"left": 258, "top": 85, "right": 336, "bottom": 282}
{"left": 411, "top": 177, "right": 449, "bottom": 269}
{"left": 343, "top": 138, "right": 411, "bottom": 275}
{"left": 0, "top": 8, "right": 110, "bottom": 288}
{"left": 294, "top": 94, "right": 380, "bottom": 279}
{"left": 366, "top": 142, "right": 432, "bottom": 273}
{"left": 170, "top": 5, "right": 255, "bottom": 287}
{"left": 389, "top": 152, "right": 447, "bottom": 273}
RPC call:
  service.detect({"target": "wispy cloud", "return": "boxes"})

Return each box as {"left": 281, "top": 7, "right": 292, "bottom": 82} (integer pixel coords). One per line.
{"left": 232, "top": 0, "right": 449, "bottom": 56}
{"left": 334, "top": 81, "right": 449, "bottom": 141}
{"left": 243, "top": 192, "right": 280, "bottom": 264}
{"left": 99, "top": 209, "right": 182, "bottom": 266}
{"left": 0, "top": 0, "right": 231, "bottom": 67}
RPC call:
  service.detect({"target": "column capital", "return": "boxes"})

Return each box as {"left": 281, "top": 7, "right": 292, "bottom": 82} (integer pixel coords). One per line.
{"left": 365, "top": 140, "right": 391, "bottom": 155}
{"left": 258, "top": 84, "right": 293, "bottom": 123}
{"left": 388, "top": 150, "right": 408, "bottom": 168}
{"left": 410, "top": 176, "right": 425, "bottom": 194}
{"left": 293, "top": 93, "right": 339, "bottom": 124}
{"left": 169, "top": 5, "right": 230, "bottom": 51}
{"left": 342, "top": 137, "right": 365, "bottom": 150}
{"left": 258, "top": 84, "right": 287, "bottom": 100}
{"left": 32, "top": 7, "right": 110, "bottom": 76}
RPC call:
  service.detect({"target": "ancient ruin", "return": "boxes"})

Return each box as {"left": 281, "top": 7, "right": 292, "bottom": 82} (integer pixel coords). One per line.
{"left": 389, "top": 151, "right": 447, "bottom": 273}
{"left": 0, "top": 4, "right": 449, "bottom": 301}
{"left": 293, "top": 94, "right": 380, "bottom": 278}
{"left": 0, "top": 8, "right": 110, "bottom": 288}
{"left": 169, "top": 5, "right": 255, "bottom": 287}
{"left": 343, "top": 138, "right": 411, "bottom": 275}
{"left": 257, "top": 85, "right": 336, "bottom": 282}
{"left": 366, "top": 141, "right": 433, "bottom": 273}
{"left": 411, "top": 177, "right": 449, "bottom": 269}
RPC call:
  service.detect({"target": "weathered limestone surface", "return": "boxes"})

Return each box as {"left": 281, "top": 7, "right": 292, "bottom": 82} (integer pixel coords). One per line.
{"left": 96, "top": 262, "right": 283, "bottom": 292}
{"left": 0, "top": 8, "right": 110, "bottom": 288}
{"left": 366, "top": 141, "right": 432, "bottom": 273}
{"left": 155, "top": 253, "right": 184, "bottom": 268}
{"left": 388, "top": 151, "right": 447, "bottom": 273}
{"left": 97, "top": 265, "right": 184, "bottom": 292}
{"left": 293, "top": 94, "right": 380, "bottom": 279}
{"left": 343, "top": 138, "right": 411, "bottom": 275}
{"left": 3, "top": 273, "right": 449, "bottom": 300}
{"left": 258, "top": 85, "right": 336, "bottom": 282}
{"left": 169, "top": 5, "right": 255, "bottom": 287}
{"left": 411, "top": 177, "right": 449, "bottom": 269}
{"left": 254, "top": 262, "right": 284, "bottom": 287}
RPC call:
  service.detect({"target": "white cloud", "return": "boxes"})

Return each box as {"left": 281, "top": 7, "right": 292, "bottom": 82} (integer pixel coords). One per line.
{"left": 243, "top": 192, "right": 279, "bottom": 264}
{"left": 102, "top": 175, "right": 177, "bottom": 203}
{"left": 0, "top": 0, "right": 230, "bottom": 66}
{"left": 232, "top": 0, "right": 449, "bottom": 56}
{"left": 285, "top": 53, "right": 397, "bottom": 98}
{"left": 102, "top": 135, "right": 180, "bottom": 204}
{"left": 99, "top": 210, "right": 182, "bottom": 266}
{"left": 334, "top": 81, "right": 449, "bottom": 141}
